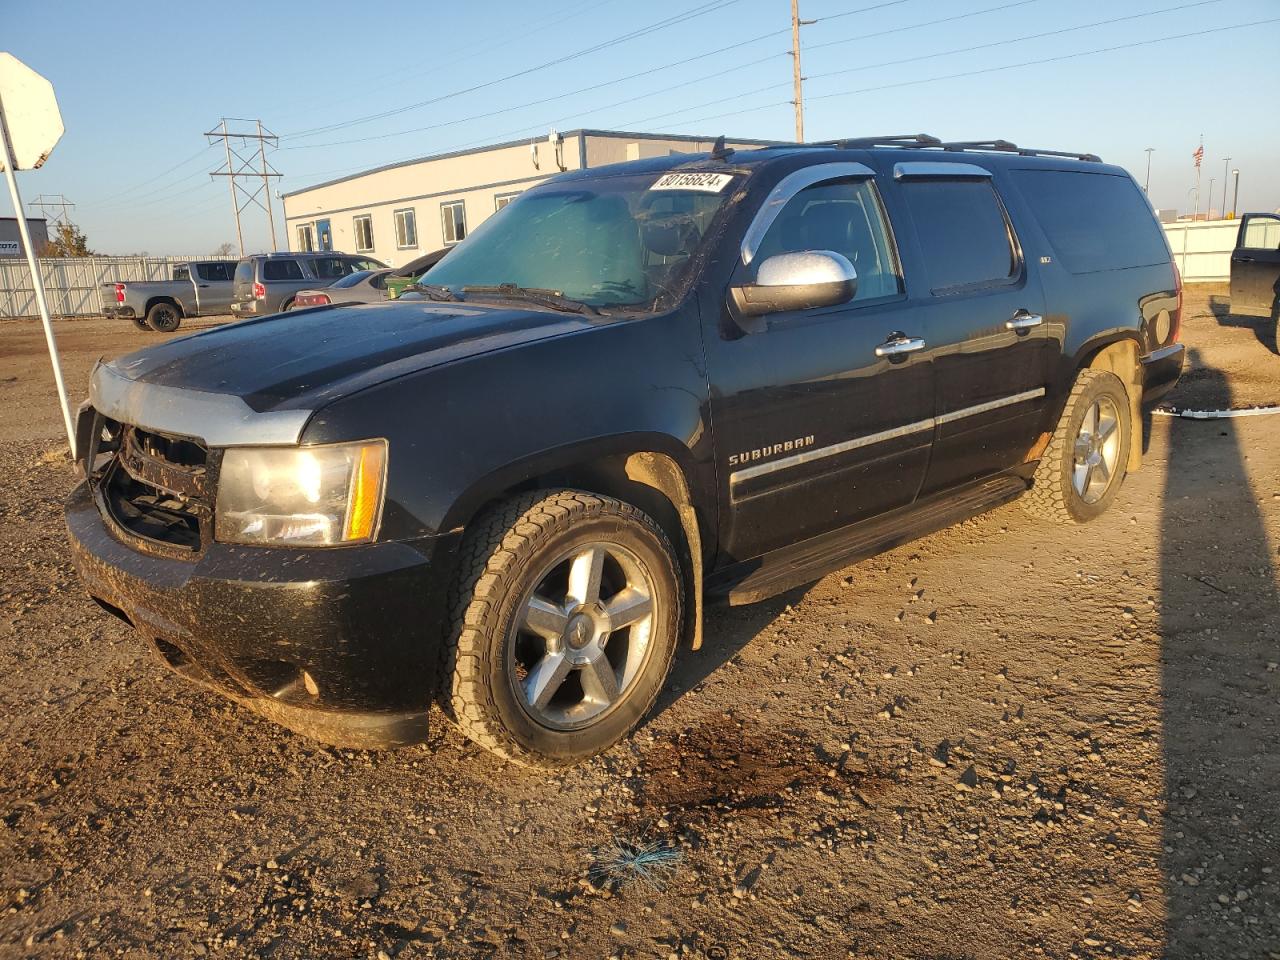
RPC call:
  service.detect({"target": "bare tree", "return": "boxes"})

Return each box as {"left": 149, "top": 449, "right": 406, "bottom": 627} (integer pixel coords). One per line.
{"left": 213, "top": 242, "right": 236, "bottom": 257}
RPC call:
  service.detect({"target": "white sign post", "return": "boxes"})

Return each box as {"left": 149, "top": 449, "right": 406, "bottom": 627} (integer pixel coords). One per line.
{"left": 0, "top": 52, "right": 74, "bottom": 457}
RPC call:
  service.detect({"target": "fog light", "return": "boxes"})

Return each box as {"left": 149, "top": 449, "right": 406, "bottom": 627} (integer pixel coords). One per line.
{"left": 302, "top": 671, "right": 319, "bottom": 697}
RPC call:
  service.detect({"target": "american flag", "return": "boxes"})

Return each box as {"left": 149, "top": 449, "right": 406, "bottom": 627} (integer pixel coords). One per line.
{"left": 1193, "top": 144, "right": 1204, "bottom": 167}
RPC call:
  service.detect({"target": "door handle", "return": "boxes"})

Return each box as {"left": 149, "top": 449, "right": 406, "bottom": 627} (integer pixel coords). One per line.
{"left": 198, "top": 283, "right": 210, "bottom": 288}
{"left": 1236, "top": 255, "right": 1255, "bottom": 263}
{"left": 875, "top": 335, "right": 926, "bottom": 358}
{"left": 1006, "top": 311, "right": 1043, "bottom": 332}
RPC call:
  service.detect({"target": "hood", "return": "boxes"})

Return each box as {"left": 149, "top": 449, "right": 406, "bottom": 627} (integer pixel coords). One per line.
{"left": 90, "top": 300, "right": 594, "bottom": 446}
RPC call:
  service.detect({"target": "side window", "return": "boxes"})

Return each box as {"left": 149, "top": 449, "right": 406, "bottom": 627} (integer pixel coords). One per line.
{"left": 901, "top": 179, "right": 1016, "bottom": 292}
{"left": 369, "top": 272, "right": 387, "bottom": 290}
{"left": 262, "top": 259, "right": 305, "bottom": 281}
{"left": 173, "top": 265, "right": 190, "bottom": 281}
{"left": 313, "top": 256, "right": 355, "bottom": 280}
{"left": 752, "top": 178, "right": 901, "bottom": 301}
{"left": 353, "top": 214, "right": 374, "bottom": 253}
{"left": 197, "top": 263, "right": 232, "bottom": 282}
{"left": 354, "top": 258, "right": 383, "bottom": 271}
{"left": 494, "top": 192, "right": 520, "bottom": 211}
{"left": 1241, "top": 215, "right": 1280, "bottom": 251}
{"left": 441, "top": 200, "right": 466, "bottom": 245}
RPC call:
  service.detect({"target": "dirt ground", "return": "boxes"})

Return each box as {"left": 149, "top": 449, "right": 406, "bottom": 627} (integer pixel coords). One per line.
{"left": 1, "top": 288, "right": 1277, "bottom": 960}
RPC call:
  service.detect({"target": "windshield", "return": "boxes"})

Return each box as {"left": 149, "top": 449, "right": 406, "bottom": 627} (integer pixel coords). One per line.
{"left": 421, "top": 171, "right": 738, "bottom": 311}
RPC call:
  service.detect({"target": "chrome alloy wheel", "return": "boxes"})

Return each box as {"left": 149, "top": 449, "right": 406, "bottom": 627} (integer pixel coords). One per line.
{"left": 507, "top": 542, "right": 657, "bottom": 731}
{"left": 1072, "top": 395, "right": 1122, "bottom": 504}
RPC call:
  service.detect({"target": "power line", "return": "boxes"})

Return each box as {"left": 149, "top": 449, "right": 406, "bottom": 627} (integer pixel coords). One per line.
{"left": 650, "top": 15, "right": 1280, "bottom": 132}
{"left": 610, "top": 0, "right": 1235, "bottom": 130}
{"left": 206, "top": 119, "right": 283, "bottom": 256}
{"left": 282, "top": 0, "right": 746, "bottom": 141}
{"left": 89, "top": 144, "right": 215, "bottom": 207}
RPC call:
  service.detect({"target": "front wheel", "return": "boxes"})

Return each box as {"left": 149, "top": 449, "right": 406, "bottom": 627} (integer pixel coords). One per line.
{"left": 1024, "top": 368, "right": 1132, "bottom": 523}
{"left": 145, "top": 301, "right": 181, "bottom": 332}
{"left": 441, "top": 490, "right": 682, "bottom": 767}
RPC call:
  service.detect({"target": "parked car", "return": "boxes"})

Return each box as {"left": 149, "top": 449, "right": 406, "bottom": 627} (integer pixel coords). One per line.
{"left": 293, "top": 269, "right": 393, "bottom": 308}
{"left": 1229, "top": 212, "right": 1280, "bottom": 323}
{"left": 384, "top": 247, "right": 450, "bottom": 300}
{"left": 103, "top": 260, "right": 236, "bottom": 332}
{"left": 230, "top": 252, "right": 384, "bottom": 317}
{"left": 66, "top": 135, "right": 1184, "bottom": 767}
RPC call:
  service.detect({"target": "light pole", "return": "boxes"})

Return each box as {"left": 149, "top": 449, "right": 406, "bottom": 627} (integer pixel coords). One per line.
{"left": 1208, "top": 178, "right": 1216, "bottom": 219}
{"left": 1220, "top": 157, "right": 1230, "bottom": 219}
{"left": 1144, "top": 147, "right": 1154, "bottom": 193}
{"left": 1231, "top": 168, "right": 1240, "bottom": 218}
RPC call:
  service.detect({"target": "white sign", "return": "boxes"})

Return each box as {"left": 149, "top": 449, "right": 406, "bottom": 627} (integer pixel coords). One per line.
{"left": 650, "top": 172, "right": 734, "bottom": 193}
{"left": 0, "top": 240, "right": 20, "bottom": 255}
{"left": 0, "top": 53, "right": 64, "bottom": 170}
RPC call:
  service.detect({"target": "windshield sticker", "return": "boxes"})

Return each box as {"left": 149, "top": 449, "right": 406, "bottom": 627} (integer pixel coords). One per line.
{"left": 649, "top": 172, "right": 734, "bottom": 193}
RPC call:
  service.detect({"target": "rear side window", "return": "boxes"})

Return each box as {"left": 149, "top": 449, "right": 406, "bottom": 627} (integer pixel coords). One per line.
{"left": 234, "top": 260, "right": 254, "bottom": 283}
{"left": 1240, "top": 215, "right": 1280, "bottom": 251}
{"left": 173, "top": 265, "right": 190, "bottom": 281}
{"left": 901, "top": 180, "right": 1016, "bottom": 292}
{"left": 752, "top": 179, "right": 902, "bottom": 301}
{"left": 263, "top": 259, "right": 305, "bottom": 281}
{"left": 197, "top": 262, "right": 233, "bottom": 282}
{"left": 1013, "top": 170, "right": 1168, "bottom": 273}
{"left": 330, "top": 270, "right": 372, "bottom": 289}
{"left": 313, "top": 256, "right": 356, "bottom": 280}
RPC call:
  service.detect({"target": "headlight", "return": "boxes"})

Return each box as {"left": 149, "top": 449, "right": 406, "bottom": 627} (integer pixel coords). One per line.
{"left": 215, "top": 440, "right": 387, "bottom": 546}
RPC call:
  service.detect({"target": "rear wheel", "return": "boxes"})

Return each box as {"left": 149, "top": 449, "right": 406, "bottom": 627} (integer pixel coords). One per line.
{"left": 281, "top": 298, "right": 295, "bottom": 312}
{"left": 1024, "top": 368, "right": 1131, "bottom": 523}
{"left": 441, "top": 490, "right": 682, "bottom": 767}
{"left": 145, "top": 301, "right": 181, "bottom": 332}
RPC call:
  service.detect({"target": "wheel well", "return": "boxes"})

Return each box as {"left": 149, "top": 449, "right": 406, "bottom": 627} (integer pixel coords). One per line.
{"left": 145, "top": 296, "right": 183, "bottom": 318}
{"left": 466, "top": 451, "right": 706, "bottom": 650}
{"left": 1082, "top": 338, "right": 1142, "bottom": 471}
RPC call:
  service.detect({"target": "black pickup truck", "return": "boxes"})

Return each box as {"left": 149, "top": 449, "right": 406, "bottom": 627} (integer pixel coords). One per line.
{"left": 66, "top": 135, "right": 1184, "bottom": 767}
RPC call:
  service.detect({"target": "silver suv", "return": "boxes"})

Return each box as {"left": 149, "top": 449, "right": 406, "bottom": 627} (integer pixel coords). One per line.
{"left": 231, "top": 253, "right": 385, "bottom": 317}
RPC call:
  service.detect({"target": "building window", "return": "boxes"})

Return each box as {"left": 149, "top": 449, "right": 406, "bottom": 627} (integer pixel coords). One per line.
{"left": 296, "top": 223, "right": 315, "bottom": 251}
{"left": 353, "top": 214, "right": 374, "bottom": 252}
{"left": 494, "top": 192, "right": 520, "bottom": 211}
{"left": 441, "top": 200, "right": 466, "bottom": 245}
{"left": 394, "top": 208, "right": 418, "bottom": 249}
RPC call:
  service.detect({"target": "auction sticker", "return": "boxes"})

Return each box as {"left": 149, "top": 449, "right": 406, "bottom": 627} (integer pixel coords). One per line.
{"left": 650, "top": 172, "right": 734, "bottom": 193}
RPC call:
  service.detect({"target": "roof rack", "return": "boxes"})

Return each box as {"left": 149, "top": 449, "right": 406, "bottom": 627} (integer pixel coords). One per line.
{"left": 789, "top": 132, "right": 1101, "bottom": 163}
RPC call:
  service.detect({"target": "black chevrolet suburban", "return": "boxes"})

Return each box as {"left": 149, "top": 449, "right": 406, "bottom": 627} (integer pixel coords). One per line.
{"left": 65, "top": 135, "right": 1185, "bottom": 767}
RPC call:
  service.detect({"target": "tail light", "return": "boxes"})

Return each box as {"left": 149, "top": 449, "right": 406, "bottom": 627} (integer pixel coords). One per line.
{"left": 252, "top": 281, "right": 266, "bottom": 300}
{"left": 1170, "top": 262, "right": 1183, "bottom": 344}
{"left": 114, "top": 283, "right": 125, "bottom": 304}
{"left": 296, "top": 293, "right": 330, "bottom": 307}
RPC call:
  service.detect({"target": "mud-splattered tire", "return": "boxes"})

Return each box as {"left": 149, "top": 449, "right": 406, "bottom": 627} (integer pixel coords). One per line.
{"left": 1024, "top": 368, "right": 1132, "bottom": 524}
{"left": 440, "top": 490, "right": 682, "bottom": 768}
{"left": 145, "top": 301, "right": 181, "bottom": 332}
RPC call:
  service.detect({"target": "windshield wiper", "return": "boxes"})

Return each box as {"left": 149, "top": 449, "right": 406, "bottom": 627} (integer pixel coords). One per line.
{"left": 461, "top": 283, "right": 599, "bottom": 316}
{"left": 401, "top": 282, "right": 462, "bottom": 302}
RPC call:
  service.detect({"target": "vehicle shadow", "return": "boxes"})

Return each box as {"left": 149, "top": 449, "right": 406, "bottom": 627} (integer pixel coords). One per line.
{"left": 1208, "top": 292, "right": 1279, "bottom": 354}
{"left": 1158, "top": 348, "right": 1280, "bottom": 956}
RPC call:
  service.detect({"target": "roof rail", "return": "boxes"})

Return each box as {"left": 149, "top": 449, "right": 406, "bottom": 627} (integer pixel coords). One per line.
{"left": 783, "top": 133, "right": 1101, "bottom": 163}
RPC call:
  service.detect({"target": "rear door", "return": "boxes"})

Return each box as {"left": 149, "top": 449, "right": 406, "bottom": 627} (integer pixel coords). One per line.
{"left": 1230, "top": 214, "right": 1280, "bottom": 318}
{"left": 704, "top": 164, "right": 934, "bottom": 562}
{"left": 193, "top": 262, "right": 234, "bottom": 314}
{"left": 887, "top": 162, "right": 1053, "bottom": 496}
{"left": 232, "top": 259, "right": 255, "bottom": 306}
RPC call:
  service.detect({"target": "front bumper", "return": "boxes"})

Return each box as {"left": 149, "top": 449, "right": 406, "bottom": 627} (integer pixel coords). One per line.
{"left": 1141, "top": 342, "right": 1185, "bottom": 406}
{"left": 65, "top": 481, "right": 450, "bottom": 749}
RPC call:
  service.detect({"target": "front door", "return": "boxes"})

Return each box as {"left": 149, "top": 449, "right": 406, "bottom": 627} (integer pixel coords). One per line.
{"left": 315, "top": 219, "right": 333, "bottom": 252}
{"left": 1230, "top": 214, "right": 1280, "bottom": 318}
{"left": 704, "top": 168, "right": 934, "bottom": 562}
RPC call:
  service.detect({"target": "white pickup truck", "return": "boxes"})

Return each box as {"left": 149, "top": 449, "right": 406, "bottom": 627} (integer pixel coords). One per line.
{"left": 103, "top": 260, "right": 237, "bottom": 332}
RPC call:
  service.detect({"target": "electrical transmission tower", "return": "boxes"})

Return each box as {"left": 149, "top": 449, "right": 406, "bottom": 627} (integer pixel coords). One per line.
{"left": 27, "top": 193, "right": 75, "bottom": 226}
{"left": 205, "top": 118, "right": 282, "bottom": 256}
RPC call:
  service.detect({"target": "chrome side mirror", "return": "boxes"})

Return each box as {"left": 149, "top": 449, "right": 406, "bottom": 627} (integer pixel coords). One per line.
{"left": 729, "top": 251, "right": 858, "bottom": 326}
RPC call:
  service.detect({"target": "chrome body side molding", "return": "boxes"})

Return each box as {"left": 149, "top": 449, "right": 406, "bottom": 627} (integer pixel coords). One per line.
{"left": 729, "top": 387, "right": 1046, "bottom": 489}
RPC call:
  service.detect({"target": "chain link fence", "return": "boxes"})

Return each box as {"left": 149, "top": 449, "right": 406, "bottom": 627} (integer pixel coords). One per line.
{"left": 0, "top": 256, "right": 238, "bottom": 319}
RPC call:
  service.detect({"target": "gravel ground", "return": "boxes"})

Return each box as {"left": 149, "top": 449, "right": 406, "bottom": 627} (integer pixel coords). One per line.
{"left": 1, "top": 288, "right": 1278, "bottom": 960}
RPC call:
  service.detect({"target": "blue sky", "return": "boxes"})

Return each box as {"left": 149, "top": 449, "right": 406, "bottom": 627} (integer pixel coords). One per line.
{"left": 6, "top": 0, "right": 1279, "bottom": 255}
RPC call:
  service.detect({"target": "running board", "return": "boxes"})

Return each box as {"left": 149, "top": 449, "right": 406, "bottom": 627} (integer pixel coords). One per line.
{"left": 708, "top": 475, "right": 1028, "bottom": 606}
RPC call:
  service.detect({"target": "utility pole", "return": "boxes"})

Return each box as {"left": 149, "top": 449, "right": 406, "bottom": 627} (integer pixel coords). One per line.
{"left": 1207, "top": 178, "right": 1215, "bottom": 219}
{"left": 1143, "top": 147, "right": 1154, "bottom": 193}
{"left": 27, "top": 192, "right": 74, "bottom": 227}
{"left": 1220, "top": 156, "right": 1230, "bottom": 220}
{"left": 205, "top": 118, "right": 282, "bottom": 256}
{"left": 1230, "top": 168, "right": 1239, "bottom": 219}
{"left": 790, "top": 0, "right": 805, "bottom": 142}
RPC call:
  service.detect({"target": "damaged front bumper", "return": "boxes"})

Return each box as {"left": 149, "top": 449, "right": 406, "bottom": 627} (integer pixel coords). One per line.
{"left": 65, "top": 481, "right": 449, "bottom": 749}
